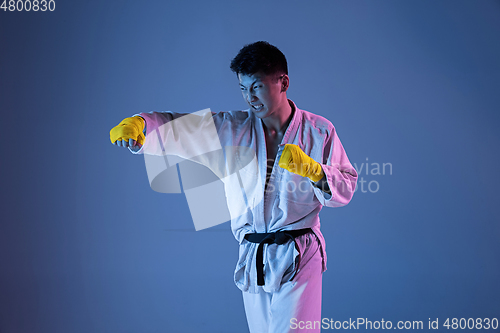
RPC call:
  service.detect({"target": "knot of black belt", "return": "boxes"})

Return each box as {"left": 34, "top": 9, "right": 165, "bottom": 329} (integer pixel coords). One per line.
{"left": 244, "top": 228, "right": 312, "bottom": 286}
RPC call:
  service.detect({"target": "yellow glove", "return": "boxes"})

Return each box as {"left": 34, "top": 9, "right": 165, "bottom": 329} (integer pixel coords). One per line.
{"left": 109, "top": 116, "right": 145, "bottom": 146}
{"left": 278, "top": 144, "right": 324, "bottom": 182}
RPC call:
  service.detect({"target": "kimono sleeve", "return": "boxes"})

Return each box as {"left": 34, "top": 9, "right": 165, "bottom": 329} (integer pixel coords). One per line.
{"left": 124, "top": 109, "right": 230, "bottom": 199}
{"left": 127, "top": 109, "right": 220, "bottom": 157}
{"left": 312, "top": 127, "right": 358, "bottom": 207}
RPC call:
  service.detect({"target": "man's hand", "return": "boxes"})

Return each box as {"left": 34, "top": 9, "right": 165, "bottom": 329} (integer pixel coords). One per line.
{"left": 110, "top": 116, "right": 145, "bottom": 149}
{"left": 278, "top": 144, "right": 324, "bottom": 183}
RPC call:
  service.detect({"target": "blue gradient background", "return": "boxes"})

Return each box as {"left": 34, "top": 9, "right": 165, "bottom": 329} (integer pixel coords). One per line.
{"left": 1, "top": 1, "right": 499, "bottom": 332}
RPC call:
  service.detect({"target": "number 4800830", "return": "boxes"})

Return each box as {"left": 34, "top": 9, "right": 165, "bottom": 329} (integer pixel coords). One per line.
{"left": 1, "top": 0, "right": 56, "bottom": 11}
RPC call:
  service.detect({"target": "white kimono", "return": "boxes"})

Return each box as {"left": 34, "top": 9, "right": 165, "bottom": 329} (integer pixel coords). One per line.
{"left": 128, "top": 99, "right": 358, "bottom": 295}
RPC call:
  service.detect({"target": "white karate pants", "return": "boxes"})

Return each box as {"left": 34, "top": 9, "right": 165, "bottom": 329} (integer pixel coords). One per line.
{"left": 242, "top": 232, "right": 323, "bottom": 333}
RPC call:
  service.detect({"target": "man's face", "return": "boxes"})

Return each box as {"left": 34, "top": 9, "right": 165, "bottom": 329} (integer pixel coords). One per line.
{"left": 238, "top": 71, "right": 287, "bottom": 120}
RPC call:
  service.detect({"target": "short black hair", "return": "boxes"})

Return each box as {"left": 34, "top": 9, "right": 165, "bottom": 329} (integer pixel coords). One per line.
{"left": 230, "top": 41, "right": 288, "bottom": 78}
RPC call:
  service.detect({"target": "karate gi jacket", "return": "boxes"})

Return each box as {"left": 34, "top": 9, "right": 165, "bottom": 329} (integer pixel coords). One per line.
{"left": 129, "top": 99, "right": 358, "bottom": 293}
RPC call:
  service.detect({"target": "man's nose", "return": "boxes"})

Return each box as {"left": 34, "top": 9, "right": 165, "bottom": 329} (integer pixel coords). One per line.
{"left": 245, "top": 90, "right": 257, "bottom": 103}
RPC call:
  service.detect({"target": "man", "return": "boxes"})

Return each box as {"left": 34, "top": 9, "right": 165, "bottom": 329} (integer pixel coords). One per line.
{"left": 110, "top": 41, "right": 358, "bottom": 332}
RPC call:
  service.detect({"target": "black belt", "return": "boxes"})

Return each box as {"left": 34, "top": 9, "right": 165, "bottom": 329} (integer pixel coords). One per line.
{"left": 244, "top": 228, "right": 313, "bottom": 286}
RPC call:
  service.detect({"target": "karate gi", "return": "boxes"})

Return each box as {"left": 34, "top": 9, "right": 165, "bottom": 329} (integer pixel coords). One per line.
{"left": 129, "top": 99, "right": 358, "bottom": 332}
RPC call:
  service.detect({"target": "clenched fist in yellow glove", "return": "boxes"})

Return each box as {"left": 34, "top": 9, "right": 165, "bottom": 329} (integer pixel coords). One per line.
{"left": 109, "top": 116, "right": 145, "bottom": 148}
{"left": 278, "top": 144, "right": 325, "bottom": 183}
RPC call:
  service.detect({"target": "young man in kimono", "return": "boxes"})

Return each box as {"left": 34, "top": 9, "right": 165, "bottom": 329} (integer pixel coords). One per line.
{"left": 110, "top": 41, "right": 358, "bottom": 333}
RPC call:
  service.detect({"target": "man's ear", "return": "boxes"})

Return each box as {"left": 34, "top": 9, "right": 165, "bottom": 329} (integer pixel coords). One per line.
{"left": 281, "top": 75, "right": 289, "bottom": 92}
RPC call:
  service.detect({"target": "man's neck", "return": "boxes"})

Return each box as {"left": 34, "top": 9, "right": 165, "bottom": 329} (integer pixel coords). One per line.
{"left": 261, "top": 99, "right": 294, "bottom": 136}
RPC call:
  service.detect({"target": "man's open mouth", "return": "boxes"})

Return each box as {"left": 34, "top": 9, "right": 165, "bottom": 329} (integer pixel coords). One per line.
{"left": 252, "top": 104, "right": 264, "bottom": 111}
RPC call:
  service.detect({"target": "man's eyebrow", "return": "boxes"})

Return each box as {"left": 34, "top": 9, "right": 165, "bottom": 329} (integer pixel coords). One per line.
{"left": 239, "top": 79, "right": 260, "bottom": 87}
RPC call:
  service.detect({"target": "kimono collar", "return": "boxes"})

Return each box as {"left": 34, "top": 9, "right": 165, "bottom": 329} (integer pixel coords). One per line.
{"left": 280, "top": 99, "right": 301, "bottom": 144}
